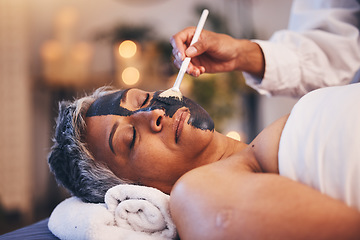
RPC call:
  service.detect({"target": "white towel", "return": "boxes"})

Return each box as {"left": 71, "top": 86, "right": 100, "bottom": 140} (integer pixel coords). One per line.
{"left": 279, "top": 84, "right": 360, "bottom": 211}
{"left": 48, "top": 184, "right": 177, "bottom": 240}
{"left": 105, "top": 184, "right": 177, "bottom": 239}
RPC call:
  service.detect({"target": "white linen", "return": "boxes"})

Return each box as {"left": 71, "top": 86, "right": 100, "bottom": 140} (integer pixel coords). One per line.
{"left": 105, "top": 184, "right": 176, "bottom": 239}
{"left": 48, "top": 184, "right": 177, "bottom": 240}
{"left": 244, "top": 0, "right": 360, "bottom": 97}
{"left": 278, "top": 83, "right": 360, "bottom": 210}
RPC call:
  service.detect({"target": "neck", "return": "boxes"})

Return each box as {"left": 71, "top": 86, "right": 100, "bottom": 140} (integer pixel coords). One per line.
{"left": 212, "top": 131, "right": 263, "bottom": 173}
{"left": 219, "top": 136, "right": 247, "bottom": 160}
{"left": 206, "top": 131, "right": 248, "bottom": 162}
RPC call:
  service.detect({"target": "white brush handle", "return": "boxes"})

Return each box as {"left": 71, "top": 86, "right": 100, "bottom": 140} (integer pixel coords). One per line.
{"left": 190, "top": 9, "right": 209, "bottom": 45}
{"left": 172, "top": 9, "right": 209, "bottom": 91}
{"left": 172, "top": 57, "right": 190, "bottom": 91}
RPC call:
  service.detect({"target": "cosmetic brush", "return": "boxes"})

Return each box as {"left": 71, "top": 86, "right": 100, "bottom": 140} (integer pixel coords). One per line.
{"left": 159, "top": 9, "right": 209, "bottom": 100}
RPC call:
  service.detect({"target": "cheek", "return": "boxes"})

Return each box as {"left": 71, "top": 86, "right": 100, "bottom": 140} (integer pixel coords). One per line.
{"left": 182, "top": 126, "right": 214, "bottom": 156}
{"left": 131, "top": 143, "right": 184, "bottom": 179}
{"left": 131, "top": 143, "right": 170, "bottom": 171}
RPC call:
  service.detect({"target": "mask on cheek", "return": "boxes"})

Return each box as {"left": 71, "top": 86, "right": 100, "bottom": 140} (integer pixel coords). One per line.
{"left": 86, "top": 90, "right": 214, "bottom": 131}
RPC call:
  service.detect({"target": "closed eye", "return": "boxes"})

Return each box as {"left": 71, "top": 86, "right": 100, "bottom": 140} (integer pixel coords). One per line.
{"left": 140, "top": 93, "right": 150, "bottom": 108}
{"left": 130, "top": 126, "right": 136, "bottom": 149}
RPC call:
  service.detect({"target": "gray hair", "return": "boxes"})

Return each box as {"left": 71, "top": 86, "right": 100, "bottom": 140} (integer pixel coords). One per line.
{"left": 48, "top": 87, "right": 130, "bottom": 203}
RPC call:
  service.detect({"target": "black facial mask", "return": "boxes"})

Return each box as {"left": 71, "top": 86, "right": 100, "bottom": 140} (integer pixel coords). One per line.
{"left": 86, "top": 90, "right": 214, "bottom": 131}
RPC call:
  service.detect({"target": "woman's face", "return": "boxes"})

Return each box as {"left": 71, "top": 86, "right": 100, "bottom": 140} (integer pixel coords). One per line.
{"left": 85, "top": 88, "right": 218, "bottom": 193}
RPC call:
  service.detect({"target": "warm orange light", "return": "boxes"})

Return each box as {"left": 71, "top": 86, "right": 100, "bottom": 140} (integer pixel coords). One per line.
{"left": 118, "top": 40, "right": 137, "bottom": 58}
{"left": 40, "top": 40, "right": 62, "bottom": 61}
{"left": 56, "top": 7, "right": 78, "bottom": 29}
{"left": 122, "top": 67, "right": 140, "bottom": 85}
{"left": 72, "top": 42, "right": 92, "bottom": 62}
{"left": 226, "top": 131, "right": 241, "bottom": 141}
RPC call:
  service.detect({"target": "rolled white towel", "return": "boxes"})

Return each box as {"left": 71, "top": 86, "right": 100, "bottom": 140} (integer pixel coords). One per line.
{"left": 105, "top": 184, "right": 177, "bottom": 240}
{"left": 48, "top": 184, "right": 177, "bottom": 240}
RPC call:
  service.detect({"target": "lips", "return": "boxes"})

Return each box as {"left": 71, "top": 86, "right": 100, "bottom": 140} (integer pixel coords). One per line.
{"left": 173, "top": 109, "right": 189, "bottom": 143}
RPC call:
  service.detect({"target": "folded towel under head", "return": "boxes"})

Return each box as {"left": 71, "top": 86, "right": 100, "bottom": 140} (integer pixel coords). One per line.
{"left": 105, "top": 184, "right": 176, "bottom": 239}
{"left": 48, "top": 184, "right": 177, "bottom": 240}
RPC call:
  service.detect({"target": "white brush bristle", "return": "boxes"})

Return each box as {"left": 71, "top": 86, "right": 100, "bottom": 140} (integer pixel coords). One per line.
{"left": 159, "top": 88, "right": 183, "bottom": 100}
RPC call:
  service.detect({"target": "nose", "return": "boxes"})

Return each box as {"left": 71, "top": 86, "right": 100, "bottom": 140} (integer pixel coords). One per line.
{"left": 132, "top": 108, "right": 164, "bottom": 133}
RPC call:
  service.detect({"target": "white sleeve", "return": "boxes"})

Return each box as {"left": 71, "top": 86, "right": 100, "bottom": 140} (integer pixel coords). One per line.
{"left": 244, "top": 0, "right": 360, "bottom": 97}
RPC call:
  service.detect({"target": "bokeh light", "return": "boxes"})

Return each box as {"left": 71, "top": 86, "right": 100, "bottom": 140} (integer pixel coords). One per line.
{"left": 118, "top": 40, "right": 137, "bottom": 58}
{"left": 122, "top": 67, "right": 140, "bottom": 85}
{"left": 226, "top": 131, "right": 241, "bottom": 141}
{"left": 40, "top": 40, "right": 62, "bottom": 61}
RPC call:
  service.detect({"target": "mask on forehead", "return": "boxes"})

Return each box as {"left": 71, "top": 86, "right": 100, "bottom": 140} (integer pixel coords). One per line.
{"left": 86, "top": 90, "right": 214, "bottom": 131}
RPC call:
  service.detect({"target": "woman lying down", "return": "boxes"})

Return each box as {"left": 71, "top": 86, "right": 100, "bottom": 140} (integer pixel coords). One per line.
{"left": 48, "top": 82, "right": 360, "bottom": 239}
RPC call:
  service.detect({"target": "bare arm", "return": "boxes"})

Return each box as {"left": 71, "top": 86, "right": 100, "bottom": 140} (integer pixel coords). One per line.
{"left": 170, "top": 156, "right": 360, "bottom": 240}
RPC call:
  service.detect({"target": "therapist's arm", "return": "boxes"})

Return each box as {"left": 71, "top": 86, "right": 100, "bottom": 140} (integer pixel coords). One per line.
{"left": 170, "top": 158, "right": 360, "bottom": 240}
{"left": 245, "top": 0, "right": 360, "bottom": 97}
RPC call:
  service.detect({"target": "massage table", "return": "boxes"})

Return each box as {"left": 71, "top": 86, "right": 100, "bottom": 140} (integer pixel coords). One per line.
{"left": 0, "top": 218, "right": 58, "bottom": 240}
{"left": 0, "top": 184, "right": 176, "bottom": 240}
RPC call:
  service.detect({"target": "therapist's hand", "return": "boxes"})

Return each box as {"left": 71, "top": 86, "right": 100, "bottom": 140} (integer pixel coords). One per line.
{"left": 171, "top": 27, "right": 265, "bottom": 78}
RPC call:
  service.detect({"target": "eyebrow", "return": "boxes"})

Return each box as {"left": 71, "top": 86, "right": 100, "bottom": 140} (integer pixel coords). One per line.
{"left": 86, "top": 88, "right": 131, "bottom": 117}
{"left": 109, "top": 121, "right": 119, "bottom": 154}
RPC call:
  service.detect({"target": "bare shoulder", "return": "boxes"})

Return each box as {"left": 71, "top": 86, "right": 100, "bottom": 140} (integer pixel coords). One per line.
{"left": 250, "top": 114, "right": 289, "bottom": 173}
{"left": 170, "top": 156, "right": 360, "bottom": 240}
{"left": 169, "top": 159, "right": 253, "bottom": 239}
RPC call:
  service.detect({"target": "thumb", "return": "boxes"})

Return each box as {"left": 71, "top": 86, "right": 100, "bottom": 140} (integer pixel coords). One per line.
{"left": 185, "top": 41, "right": 207, "bottom": 58}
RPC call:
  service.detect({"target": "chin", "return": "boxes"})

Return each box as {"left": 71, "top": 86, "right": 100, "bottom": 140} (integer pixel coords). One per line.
{"left": 182, "top": 124, "right": 215, "bottom": 157}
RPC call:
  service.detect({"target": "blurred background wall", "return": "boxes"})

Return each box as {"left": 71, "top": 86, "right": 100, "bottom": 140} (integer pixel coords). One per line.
{"left": 0, "top": 0, "right": 297, "bottom": 234}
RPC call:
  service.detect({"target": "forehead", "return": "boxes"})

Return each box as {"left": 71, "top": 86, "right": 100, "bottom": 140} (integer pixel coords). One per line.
{"left": 86, "top": 90, "right": 132, "bottom": 117}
